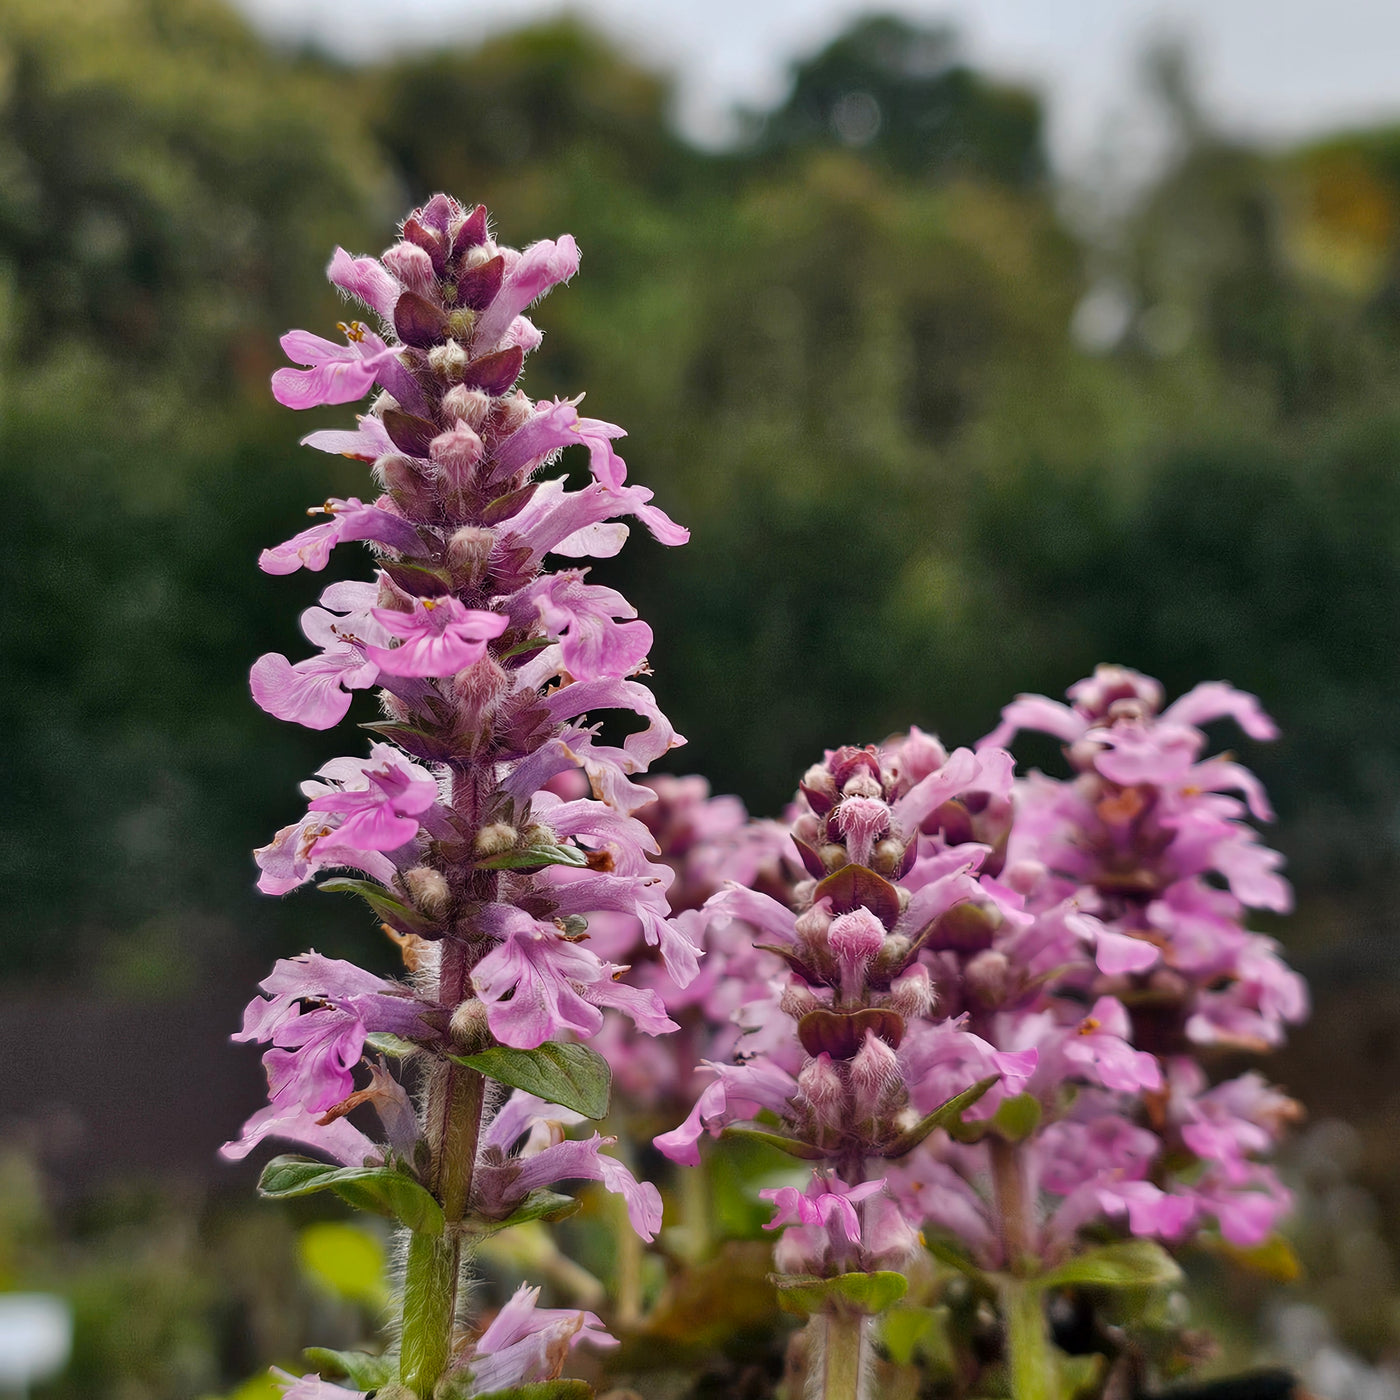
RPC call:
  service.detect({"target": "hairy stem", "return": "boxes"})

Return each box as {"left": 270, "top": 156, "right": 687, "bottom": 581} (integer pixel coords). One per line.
{"left": 399, "top": 937, "right": 488, "bottom": 1399}
{"left": 400, "top": 1230, "right": 460, "bottom": 1398}
{"left": 1001, "top": 1277, "right": 1054, "bottom": 1400}
{"left": 989, "top": 1137, "right": 1033, "bottom": 1275}
{"left": 811, "top": 1311, "right": 867, "bottom": 1400}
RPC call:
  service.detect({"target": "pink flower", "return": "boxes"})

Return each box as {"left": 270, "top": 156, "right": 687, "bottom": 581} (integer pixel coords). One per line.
{"left": 1062, "top": 998, "right": 1162, "bottom": 1093}
{"left": 250, "top": 581, "right": 388, "bottom": 731}
{"left": 367, "top": 597, "right": 509, "bottom": 678}
{"left": 306, "top": 744, "right": 439, "bottom": 855}
{"left": 271, "top": 328, "right": 401, "bottom": 409}
{"left": 466, "top": 1283, "right": 615, "bottom": 1395}
{"left": 259, "top": 498, "right": 422, "bottom": 574}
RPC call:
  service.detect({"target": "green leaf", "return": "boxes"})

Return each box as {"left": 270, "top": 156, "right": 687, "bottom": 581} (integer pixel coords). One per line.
{"left": 258, "top": 1155, "right": 444, "bottom": 1235}
{"left": 474, "top": 842, "right": 590, "bottom": 871}
{"left": 1038, "top": 1240, "right": 1183, "bottom": 1292}
{"left": 924, "top": 1234, "right": 984, "bottom": 1278}
{"left": 876, "top": 1074, "right": 1001, "bottom": 1157}
{"left": 452, "top": 1384, "right": 593, "bottom": 1400}
{"left": 301, "top": 1348, "right": 394, "bottom": 1389}
{"left": 721, "top": 1124, "right": 828, "bottom": 1160}
{"left": 318, "top": 877, "right": 435, "bottom": 937}
{"left": 772, "top": 1270, "right": 908, "bottom": 1317}
{"left": 451, "top": 1041, "right": 612, "bottom": 1120}
{"left": 879, "top": 1304, "right": 956, "bottom": 1372}
{"left": 991, "top": 1092, "right": 1043, "bottom": 1143}
{"left": 474, "top": 1190, "right": 581, "bottom": 1233}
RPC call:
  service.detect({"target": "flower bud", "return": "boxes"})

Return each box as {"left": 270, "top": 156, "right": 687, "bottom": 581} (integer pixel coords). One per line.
{"left": 797, "top": 1053, "right": 846, "bottom": 1135}
{"left": 427, "top": 338, "right": 470, "bottom": 382}
{"left": 474, "top": 822, "right": 517, "bottom": 856}
{"left": 792, "top": 812, "right": 821, "bottom": 847}
{"left": 430, "top": 424, "right": 484, "bottom": 492}
{"left": 779, "top": 984, "right": 820, "bottom": 1020}
{"left": 449, "top": 998, "right": 493, "bottom": 1054}
{"left": 829, "top": 908, "right": 885, "bottom": 975}
{"left": 447, "top": 307, "right": 477, "bottom": 340}
{"left": 965, "top": 949, "right": 1012, "bottom": 1008}
{"left": 450, "top": 653, "right": 509, "bottom": 730}
{"left": 377, "top": 453, "right": 437, "bottom": 516}
{"left": 404, "top": 865, "right": 450, "bottom": 919}
{"left": 871, "top": 837, "right": 906, "bottom": 874}
{"left": 835, "top": 795, "right": 891, "bottom": 867}
{"left": 493, "top": 389, "right": 532, "bottom": 437}
{"left": 817, "top": 843, "right": 848, "bottom": 871}
{"left": 460, "top": 240, "right": 495, "bottom": 270}
{"left": 382, "top": 240, "right": 437, "bottom": 299}
{"left": 842, "top": 772, "right": 883, "bottom": 799}
{"left": 850, "top": 1031, "right": 902, "bottom": 1118}
{"left": 794, "top": 904, "right": 832, "bottom": 941}
{"left": 889, "top": 964, "right": 936, "bottom": 1020}
{"left": 448, "top": 526, "right": 496, "bottom": 588}
{"left": 442, "top": 384, "right": 492, "bottom": 428}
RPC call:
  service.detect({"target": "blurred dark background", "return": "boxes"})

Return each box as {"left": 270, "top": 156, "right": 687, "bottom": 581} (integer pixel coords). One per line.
{"left": 3, "top": 0, "right": 1400, "bottom": 1394}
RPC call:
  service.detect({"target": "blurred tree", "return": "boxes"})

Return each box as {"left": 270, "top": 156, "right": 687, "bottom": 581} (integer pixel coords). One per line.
{"left": 0, "top": 0, "right": 391, "bottom": 425}
{"left": 749, "top": 13, "right": 1046, "bottom": 188}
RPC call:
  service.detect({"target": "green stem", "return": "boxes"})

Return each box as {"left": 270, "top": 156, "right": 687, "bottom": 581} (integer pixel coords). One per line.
{"left": 989, "top": 1136, "right": 1034, "bottom": 1276}
{"left": 398, "top": 939, "right": 488, "bottom": 1399}
{"left": 612, "top": 1184, "right": 643, "bottom": 1327}
{"left": 813, "top": 1311, "right": 867, "bottom": 1400}
{"left": 400, "top": 1230, "right": 460, "bottom": 1399}
{"left": 1001, "top": 1277, "right": 1054, "bottom": 1400}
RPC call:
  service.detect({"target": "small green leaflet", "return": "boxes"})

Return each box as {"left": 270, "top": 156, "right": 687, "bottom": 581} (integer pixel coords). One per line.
{"left": 258, "top": 1155, "right": 444, "bottom": 1236}
{"left": 450, "top": 1041, "right": 612, "bottom": 1120}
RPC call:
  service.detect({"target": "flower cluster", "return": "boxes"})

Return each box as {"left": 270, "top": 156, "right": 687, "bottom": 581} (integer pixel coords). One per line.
{"left": 227, "top": 195, "right": 690, "bottom": 1400}
{"left": 655, "top": 741, "right": 1030, "bottom": 1274}
{"left": 913, "top": 666, "right": 1307, "bottom": 1259}
{"left": 657, "top": 671, "right": 1306, "bottom": 1394}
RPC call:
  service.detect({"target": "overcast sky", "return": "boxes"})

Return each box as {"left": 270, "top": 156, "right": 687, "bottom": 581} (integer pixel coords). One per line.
{"left": 232, "top": 0, "right": 1400, "bottom": 174}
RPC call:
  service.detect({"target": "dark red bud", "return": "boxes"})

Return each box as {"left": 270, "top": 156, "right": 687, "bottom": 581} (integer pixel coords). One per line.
{"left": 462, "top": 346, "right": 524, "bottom": 396}
{"left": 457, "top": 254, "right": 505, "bottom": 311}
{"left": 394, "top": 291, "right": 450, "bottom": 349}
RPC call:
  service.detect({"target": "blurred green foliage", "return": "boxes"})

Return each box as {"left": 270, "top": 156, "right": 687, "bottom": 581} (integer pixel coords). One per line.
{"left": 3, "top": 0, "right": 1398, "bottom": 986}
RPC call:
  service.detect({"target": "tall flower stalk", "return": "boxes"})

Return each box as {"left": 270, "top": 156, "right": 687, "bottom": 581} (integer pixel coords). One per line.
{"left": 225, "top": 194, "right": 691, "bottom": 1400}
{"left": 657, "top": 740, "right": 1020, "bottom": 1398}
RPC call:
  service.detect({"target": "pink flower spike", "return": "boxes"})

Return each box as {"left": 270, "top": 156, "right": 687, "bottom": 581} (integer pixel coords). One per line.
{"left": 367, "top": 597, "right": 508, "bottom": 678}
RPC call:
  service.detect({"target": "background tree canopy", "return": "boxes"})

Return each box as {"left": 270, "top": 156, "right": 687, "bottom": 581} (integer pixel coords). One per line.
{"left": 2, "top": 0, "right": 1398, "bottom": 1100}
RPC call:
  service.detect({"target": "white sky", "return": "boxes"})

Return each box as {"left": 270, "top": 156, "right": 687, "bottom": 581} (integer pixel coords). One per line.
{"left": 232, "top": 0, "right": 1400, "bottom": 174}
